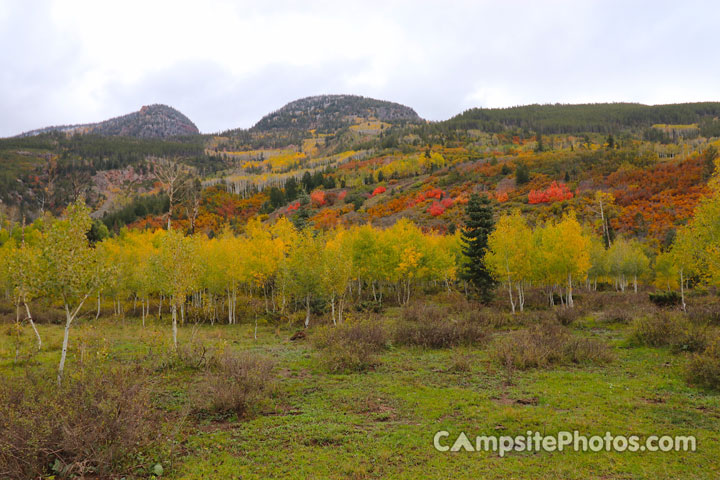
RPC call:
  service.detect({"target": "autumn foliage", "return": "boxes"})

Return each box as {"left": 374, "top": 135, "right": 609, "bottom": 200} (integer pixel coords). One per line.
{"left": 528, "top": 181, "right": 574, "bottom": 204}
{"left": 311, "top": 190, "right": 326, "bottom": 207}
{"left": 371, "top": 186, "right": 387, "bottom": 196}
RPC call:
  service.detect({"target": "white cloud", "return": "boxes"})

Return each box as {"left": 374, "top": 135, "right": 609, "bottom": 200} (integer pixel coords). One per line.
{"left": 1, "top": 0, "right": 719, "bottom": 136}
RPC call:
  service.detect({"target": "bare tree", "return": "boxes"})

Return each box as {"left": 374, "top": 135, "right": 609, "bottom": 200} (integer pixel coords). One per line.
{"left": 184, "top": 177, "right": 203, "bottom": 234}
{"left": 149, "top": 157, "right": 193, "bottom": 230}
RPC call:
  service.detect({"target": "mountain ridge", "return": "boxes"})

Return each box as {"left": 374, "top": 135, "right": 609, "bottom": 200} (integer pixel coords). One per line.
{"left": 17, "top": 104, "right": 200, "bottom": 139}
{"left": 250, "top": 94, "right": 422, "bottom": 133}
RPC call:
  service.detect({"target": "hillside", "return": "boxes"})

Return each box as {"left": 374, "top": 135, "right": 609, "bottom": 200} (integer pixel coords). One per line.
{"left": 443, "top": 102, "right": 720, "bottom": 134}
{"left": 1, "top": 99, "right": 720, "bottom": 248}
{"left": 18, "top": 104, "right": 200, "bottom": 139}
{"left": 251, "top": 94, "right": 421, "bottom": 133}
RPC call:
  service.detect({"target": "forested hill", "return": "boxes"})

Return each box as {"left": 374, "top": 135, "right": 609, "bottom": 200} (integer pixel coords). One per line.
{"left": 443, "top": 102, "right": 720, "bottom": 134}
{"left": 251, "top": 95, "right": 421, "bottom": 133}
{"left": 18, "top": 104, "right": 200, "bottom": 139}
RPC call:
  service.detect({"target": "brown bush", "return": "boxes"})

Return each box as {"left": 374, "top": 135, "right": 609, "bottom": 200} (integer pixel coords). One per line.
{"left": 0, "top": 366, "right": 155, "bottom": 479}
{"left": 631, "top": 313, "right": 709, "bottom": 352}
{"left": 393, "top": 316, "right": 488, "bottom": 349}
{"left": 687, "top": 299, "right": 720, "bottom": 325}
{"left": 401, "top": 302, "right": 449, "bottom": 323}
{"left": 601, "top": 305, "right": 634, "bottom": 324}
{"left": 686, "top": 339, "right": 720, "bottom": 390}
{"left": 312, "top": 319, "right": 388, "bottom": 372}
{"left": 192, "top": 351, "right": 275, "bottom": 417}
{"left": 554, "top": 307, "right": 581, "bottom": 326}
{"left": 492, "top": 323, "right": 613, "bottom": 370}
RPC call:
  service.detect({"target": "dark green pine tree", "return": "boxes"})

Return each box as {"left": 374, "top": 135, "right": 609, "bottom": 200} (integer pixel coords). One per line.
{"left": 461, "top": 193, "right": 496, "bottom": 303}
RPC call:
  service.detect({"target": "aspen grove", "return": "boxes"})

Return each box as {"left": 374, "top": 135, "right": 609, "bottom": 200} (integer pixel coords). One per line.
{"left": 1, "top": 159, "right": 720, "bottom": 381}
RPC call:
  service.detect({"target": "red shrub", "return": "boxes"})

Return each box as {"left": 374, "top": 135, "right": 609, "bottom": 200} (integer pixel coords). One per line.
{"left": 428, "top": 201, "right": 446, "bottom": 216}
{"left": 371, "top": 186, "right": 387, "bottom": 196}
{"left": 310, "top": 190, "right": 326, "bottom": 207}
{"left": 528, "top": 181, "right": 574, "bottom": 204}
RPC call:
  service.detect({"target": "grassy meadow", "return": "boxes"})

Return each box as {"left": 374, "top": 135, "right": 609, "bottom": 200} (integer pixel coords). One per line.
{"left": 1, "top": 291, "right": 719, "bottom": 479}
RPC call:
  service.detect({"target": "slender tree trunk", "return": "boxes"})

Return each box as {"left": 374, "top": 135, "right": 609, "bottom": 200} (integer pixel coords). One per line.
{"left": 96, "top": 291, "right": 101, "bottom": 320}
{"left": 338, "top": 296, "right": 344, "bottom": 324}
{"left": 517, "top": 284, "right": 525, "bottom": 312}
{"left": 567, "top": 274, "right": 574, "bottom": 308}
{"left": 228, "top": 290, "right": 232, "bottom": 324}
{"left": 172, "top": 303, "right": 178, "bottom": 350}
{"left": 264, "top": 285, "right": 269, "bottom": 313}
{"left": 633, "top": 275, "right": 638, "bottom": 293}
{"left": 331, "top": 294, "right": 336, "bottom": 325}
{"left": 680, "top": 269, "right": 686, "bottom": 312}
{"left": 23, "top": 299, "right": 41, "bottom": 350}
{"left": 305, "top": 294, "right": 311, "bottom": 327}
{"left": 58, "top": 294, "right": 89, "bottom": 386}
{"left": 507, "top": 281, "right": 515, "bottom": 313}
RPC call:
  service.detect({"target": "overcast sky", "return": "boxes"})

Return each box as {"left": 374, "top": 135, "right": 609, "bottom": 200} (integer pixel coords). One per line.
{"left": 1, "top": 0, "right": 719, "bottom": 137}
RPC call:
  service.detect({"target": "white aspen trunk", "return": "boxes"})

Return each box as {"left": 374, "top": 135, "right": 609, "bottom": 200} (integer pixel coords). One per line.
{"left": 517, "top": 284, "right": 525, "bottom": 312}
{"left": 331, "top": 294, "right": 336, "bottom": 325}
{"left": 24, "top": 300, "right": 41, "bottom": 350}
{"left": 142, "top": 298, "right": 146, "bottom": 327}
{"left": 172, "top": 302, "right": 178, "bottom": 349}
{"left": 338, "top": 296, "right": 344, "bottom": 324}
{"left": 305, "top": 294, "right": 311, "bottom": 327}
{"left": 281, "top": 284, "right": 286, "bottom": 313}
{"left": 254, "top": 315, "right": 258, "bottom": 340}
{"left": 58, "top": 306, "right": 72, "bottom": 385}
{"left": 272, "top": 284, "right": 277, "bottom": 312}
{"left": 680, "top": 269, "right": 686, "bottom": 312}
{"left": 264, "top": 285, "right": 269, "bottom": 313}
{"left": 96, "top": 291, "right": 101, "bottom": 320}
{"left": 57, "top": 294, "right": 89, "bottom": 386}
{"left": 180, "top": 302, "right": 185, "bottom": 326}
{"left": 507, "top": 281, "right": 515, "bottom": 314}
{"left": 567, "top": 274, "right": 574, "bottom": 308}
{"left": 227, "top": 290, "right": 232, "bottom": 324}
{"left": 633, "top": 275, "right": 638, "bottom": 293}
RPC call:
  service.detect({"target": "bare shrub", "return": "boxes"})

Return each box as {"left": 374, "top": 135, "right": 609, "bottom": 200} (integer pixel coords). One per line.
{"left": 492, "top": 323, "right": 613, "bottom": 370}
{"left": 393, "top": 316, "right": 488, "bottom": 349}
{"left": 554, "top": 307, "right": 581, "bottom": 326}
{"left": 312, "top": 319, "right": 388, "bottom": 372}
{"left": 631, "top": 313, "right": 709, "bottom": 352}
{"left": 601, "top": 305, "right": 633, "bottom": 324}
{"left": 0, "top": 366, "right": 155, "bottom": 479}
{"left": 687, "top": 299, "right": 720, "bottom": 325}
{"left": 686, "top": 338, "right": 720, "bottom": 390}
{"left": 192, "top": 351, "right": 275, "bottom": 417}
{"left": 401, "top": 302, "right": 449, "bottom": 323}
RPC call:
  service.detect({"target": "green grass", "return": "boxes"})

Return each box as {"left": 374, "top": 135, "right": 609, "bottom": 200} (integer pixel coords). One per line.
{"left": 1, "top": 307, "right": 719, "bottom": 479}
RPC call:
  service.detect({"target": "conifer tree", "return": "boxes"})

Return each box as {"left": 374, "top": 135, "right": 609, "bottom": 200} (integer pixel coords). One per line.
{"left": 461, "top": 194, "right": 496, "bottom": 302}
